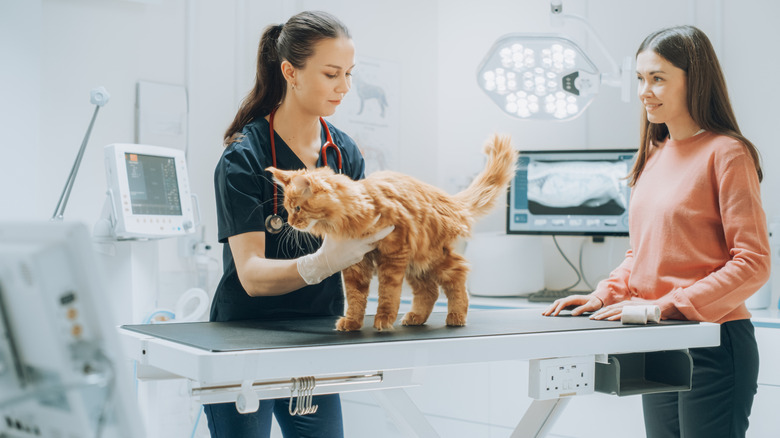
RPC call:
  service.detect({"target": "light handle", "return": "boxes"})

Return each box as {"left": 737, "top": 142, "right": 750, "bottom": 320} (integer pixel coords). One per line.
{"left": 51, "top": 87, "right": 110, "bottom": 221}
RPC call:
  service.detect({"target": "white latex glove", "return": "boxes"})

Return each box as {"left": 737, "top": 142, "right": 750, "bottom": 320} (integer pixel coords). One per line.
{"left": 297, "top": 225, "right": 395, "bottom": 285}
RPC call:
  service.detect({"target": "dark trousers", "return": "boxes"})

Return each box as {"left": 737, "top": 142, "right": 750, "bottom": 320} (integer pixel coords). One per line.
{"left": 642, "top": 319, "right": 759, "bottom": 438}
{"left": 204, "top": 394, "right": 344, "bottom": 438}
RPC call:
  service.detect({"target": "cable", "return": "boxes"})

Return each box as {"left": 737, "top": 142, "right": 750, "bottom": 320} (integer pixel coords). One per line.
{"left": 190, "top": 405, "right": 204, "bottom": 438}
{"left": 552, "top": 235, "right": 582, "bottom": 291}
{"left": 578, "top": 238, "right": 595, "bottom": 290}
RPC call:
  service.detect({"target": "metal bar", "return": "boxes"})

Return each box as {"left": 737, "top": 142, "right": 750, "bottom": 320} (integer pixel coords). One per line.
{"left": 52, "top": 105, "right": 100, "bottom": 221}
{"left": 190, "top": 372, "right": 383, "bottom": 396}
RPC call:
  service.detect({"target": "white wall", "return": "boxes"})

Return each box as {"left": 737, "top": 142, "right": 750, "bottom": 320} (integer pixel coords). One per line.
{"left": 4, "top": 0, "right": 779, "bottom": 263}
{"left": 722, "top": 0, "right": 780, "bottom": 221}
{"left": 36, "top": 0, "right": 185, "bottom": 226}
{"left": 1, "top": 0, "right": 41, "bottom": 220}
{"left": 432, "top": 0, "right": 780, "bottom": 289}
{"left": 297, "top": 0, "right": 440, "bottom": 184}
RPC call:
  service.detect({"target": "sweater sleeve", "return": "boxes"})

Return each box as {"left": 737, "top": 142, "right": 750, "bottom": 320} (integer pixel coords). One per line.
{"left": 592, "top": 249, "right": 634, "bottom": 306}
{"left": 654, "top": 153, "right": 771, "bottom": 321}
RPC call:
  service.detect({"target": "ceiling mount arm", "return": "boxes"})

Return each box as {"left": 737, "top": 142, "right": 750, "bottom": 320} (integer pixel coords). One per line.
{"left": 549, "top": 1, "right": 631, "bottom": 101}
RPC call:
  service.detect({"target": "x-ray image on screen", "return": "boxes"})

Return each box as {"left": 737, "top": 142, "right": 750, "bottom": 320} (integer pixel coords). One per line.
{"left": 526, "top": 160, "right": 628, "bottom": 216}
{"left": 507, "top": 149, "right": 637, "bottom": 236}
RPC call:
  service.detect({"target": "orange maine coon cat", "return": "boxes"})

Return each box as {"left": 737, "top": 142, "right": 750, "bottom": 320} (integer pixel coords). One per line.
{"left": 268, "top": 134, "right": 517, "bottom": 331}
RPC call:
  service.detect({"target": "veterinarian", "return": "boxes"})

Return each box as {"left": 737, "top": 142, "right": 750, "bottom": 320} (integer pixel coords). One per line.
{"left": 543, "top": 25, "right": 770, "bottom": 438}
{"left": 209, "top": 10, "right": 392, "bottom": 437}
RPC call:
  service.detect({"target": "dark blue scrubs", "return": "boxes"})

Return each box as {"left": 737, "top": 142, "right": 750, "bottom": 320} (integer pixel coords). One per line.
{"left": 211, "top": 116, "right": 365, "bottom": 322}
{"left": 206, "top": 116, "right": 365, "bottom": 438}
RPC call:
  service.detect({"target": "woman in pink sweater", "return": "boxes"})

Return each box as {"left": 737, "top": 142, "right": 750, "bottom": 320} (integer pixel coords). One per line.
{"left": 543, "top": 25, "right": 770, "bottom": 438}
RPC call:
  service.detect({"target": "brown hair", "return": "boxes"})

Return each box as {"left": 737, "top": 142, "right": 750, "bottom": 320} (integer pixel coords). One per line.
{"left": 628, "top": 25, "right": 762, "bottom": 185}
{"left": 223, "top": 11, "right": 351, "bottom": 146}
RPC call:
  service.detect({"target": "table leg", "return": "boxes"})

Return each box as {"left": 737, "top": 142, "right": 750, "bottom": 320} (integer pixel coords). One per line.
{"left": 511, "top": 397, "right": 570, "bottom": 438}
{"left": 372, "top": 388, "right": 440, "bottom": 438}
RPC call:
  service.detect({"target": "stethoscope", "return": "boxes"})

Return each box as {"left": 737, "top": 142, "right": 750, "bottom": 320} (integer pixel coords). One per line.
{"left": 265, "top": 108, "right": 343, "bottom": 234}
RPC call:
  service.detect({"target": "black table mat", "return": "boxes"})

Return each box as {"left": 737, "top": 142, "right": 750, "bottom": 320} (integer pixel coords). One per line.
{"left": 121, "top": 309, "right": 695, "bottom": 353}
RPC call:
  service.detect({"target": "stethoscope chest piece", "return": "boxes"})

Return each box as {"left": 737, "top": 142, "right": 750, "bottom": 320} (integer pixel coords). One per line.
{"left": 265, "top": 214, "right": 284, "bottom": 234}
{"left": 265, "top": 108, "right": 341, "bottom": 235}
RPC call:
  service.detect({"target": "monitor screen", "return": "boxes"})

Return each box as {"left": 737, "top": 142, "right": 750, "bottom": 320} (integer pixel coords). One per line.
{"left": 507, "top": 149, "right": 637, "bottom": 236}
{"left": 124, "top": 153, "right": 183, "bottom": 216}
{"left": 103, "top": 143, "right": 195, "bottom": 239}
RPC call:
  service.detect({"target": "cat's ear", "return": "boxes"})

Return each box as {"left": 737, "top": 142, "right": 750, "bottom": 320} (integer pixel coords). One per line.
{"left": 291, "top": 175, "right": 312, "bottom": 200}
{"left": 266, "top": 166, "right": 292, "bottom": 187}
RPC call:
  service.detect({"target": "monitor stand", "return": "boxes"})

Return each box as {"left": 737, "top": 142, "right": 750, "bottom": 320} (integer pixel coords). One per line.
{"left": 465, "top": 232, "right": 545, "bottom": 297}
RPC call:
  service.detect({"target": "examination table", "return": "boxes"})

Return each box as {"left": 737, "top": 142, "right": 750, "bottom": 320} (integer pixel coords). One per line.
{"left": 120, "top": 308, "right": 719, "bottom": 437}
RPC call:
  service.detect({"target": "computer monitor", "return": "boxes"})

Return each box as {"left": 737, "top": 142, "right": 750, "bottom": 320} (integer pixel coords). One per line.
{"left": 0, "top": 221, "right": 144, "bottom": 437}
{"left": 507, "top": 149, "right": 637, "bottom": 236}
{"left": 103, "top": 143, "right": 195, "bottom": 239}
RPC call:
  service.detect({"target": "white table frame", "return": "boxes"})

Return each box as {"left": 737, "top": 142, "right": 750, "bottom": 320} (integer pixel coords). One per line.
{"left": 120, "top": 309, "right": 719, "bottom": 437}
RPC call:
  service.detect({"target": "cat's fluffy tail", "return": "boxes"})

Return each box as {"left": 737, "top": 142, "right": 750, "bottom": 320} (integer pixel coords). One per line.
{"left": 455, "top": 134, "right": 518, "bottom": 219}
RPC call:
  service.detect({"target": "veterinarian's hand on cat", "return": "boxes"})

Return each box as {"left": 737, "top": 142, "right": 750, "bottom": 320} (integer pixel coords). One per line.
{"left": 296, "top": 225, "right": 395, "bottom": 285}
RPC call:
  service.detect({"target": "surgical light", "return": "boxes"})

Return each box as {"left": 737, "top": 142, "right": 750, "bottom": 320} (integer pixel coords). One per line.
{"left": 476, "top": 1, "right": 631, "bottom": 121}
{"left": 478, "top": 35, "right": 601, "bottom": 121}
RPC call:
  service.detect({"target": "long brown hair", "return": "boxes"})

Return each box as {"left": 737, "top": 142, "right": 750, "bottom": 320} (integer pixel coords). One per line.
{"left": 628, "top": 25, "right": 762, "bottom": 186}
{"left": 223, "top": 11, "right": 351, "bottom": 146}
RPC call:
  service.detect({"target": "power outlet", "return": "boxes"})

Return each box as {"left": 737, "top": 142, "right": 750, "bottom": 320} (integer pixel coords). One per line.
{"left": 529, "top": 355, "right": 595, "bottom": 399}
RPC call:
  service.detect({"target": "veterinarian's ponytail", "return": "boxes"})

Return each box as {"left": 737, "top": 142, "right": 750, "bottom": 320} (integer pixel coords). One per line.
{"left": 224, "top": 11, "right": 351, "bottom": 146}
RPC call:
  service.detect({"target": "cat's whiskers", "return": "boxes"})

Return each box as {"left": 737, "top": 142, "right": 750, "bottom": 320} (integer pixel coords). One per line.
{"left": 299, "top": 228, "right": 319, "bottom": 253}
{"left": 247, "top": 197, "right": 275, "bottom": 219}
{"left": 278, "top": 223, "right": 319, "bottom": 256}
{"left": 246, "top": 172, "right": 286, "bottom": 220}
{"left": 254, "top": 172, "right": 280, "bottom": 188}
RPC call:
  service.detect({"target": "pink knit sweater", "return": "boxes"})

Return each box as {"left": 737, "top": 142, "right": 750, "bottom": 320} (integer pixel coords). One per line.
{"left": 592, "top": 131, "right": 771, "bottom": 324}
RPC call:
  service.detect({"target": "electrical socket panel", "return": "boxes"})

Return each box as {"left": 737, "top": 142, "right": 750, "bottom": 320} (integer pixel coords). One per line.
{"left": 529, "top": 355, "right": 595, "bottom": 400}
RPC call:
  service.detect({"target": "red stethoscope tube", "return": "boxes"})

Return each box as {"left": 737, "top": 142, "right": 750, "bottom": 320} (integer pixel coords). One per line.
{"left": 266, "top": 108, "right": 343, "bottom": 233}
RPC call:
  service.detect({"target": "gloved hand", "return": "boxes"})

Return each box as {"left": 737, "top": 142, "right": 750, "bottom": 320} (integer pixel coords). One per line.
{"left": 297, "top": 225, "right": 395, "bottom": 285}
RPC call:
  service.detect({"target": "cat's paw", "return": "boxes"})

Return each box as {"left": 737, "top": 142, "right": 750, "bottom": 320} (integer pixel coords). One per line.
{"left": 336, "top": 317, "right": 363, "bottom": 332}
{"left": 401, "top": 312, "right": 426, "bottom": 326}
{"left": 445, "top": 312, "right": 467, "bottom": 327}
{"left": 373, "top": 314, "right": 396, "bottom": 331}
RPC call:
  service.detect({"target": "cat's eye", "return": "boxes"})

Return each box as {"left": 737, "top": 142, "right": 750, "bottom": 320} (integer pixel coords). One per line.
{"left": 295, "top": 206, "right": 301, "bottom": 212}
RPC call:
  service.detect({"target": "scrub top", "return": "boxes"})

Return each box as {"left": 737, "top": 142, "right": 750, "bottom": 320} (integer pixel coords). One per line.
{"left": 212, "top": 116, "right": 365, "bottom": 322}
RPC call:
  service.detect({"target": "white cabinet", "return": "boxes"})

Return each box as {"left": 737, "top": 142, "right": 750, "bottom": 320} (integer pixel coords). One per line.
{"left": 755, "top": 325, "right": 780, "bottom": 386}
{"left": 748, "top": 324, "right": 780, "bottom": 438}
{"left": 748, "top": 384, "right": 780, "bottom": 438}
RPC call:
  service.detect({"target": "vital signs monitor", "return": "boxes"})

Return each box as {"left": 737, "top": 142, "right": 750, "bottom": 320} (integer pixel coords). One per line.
{"left": 103, "top": 143, "right": 195, "bottom": 239}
